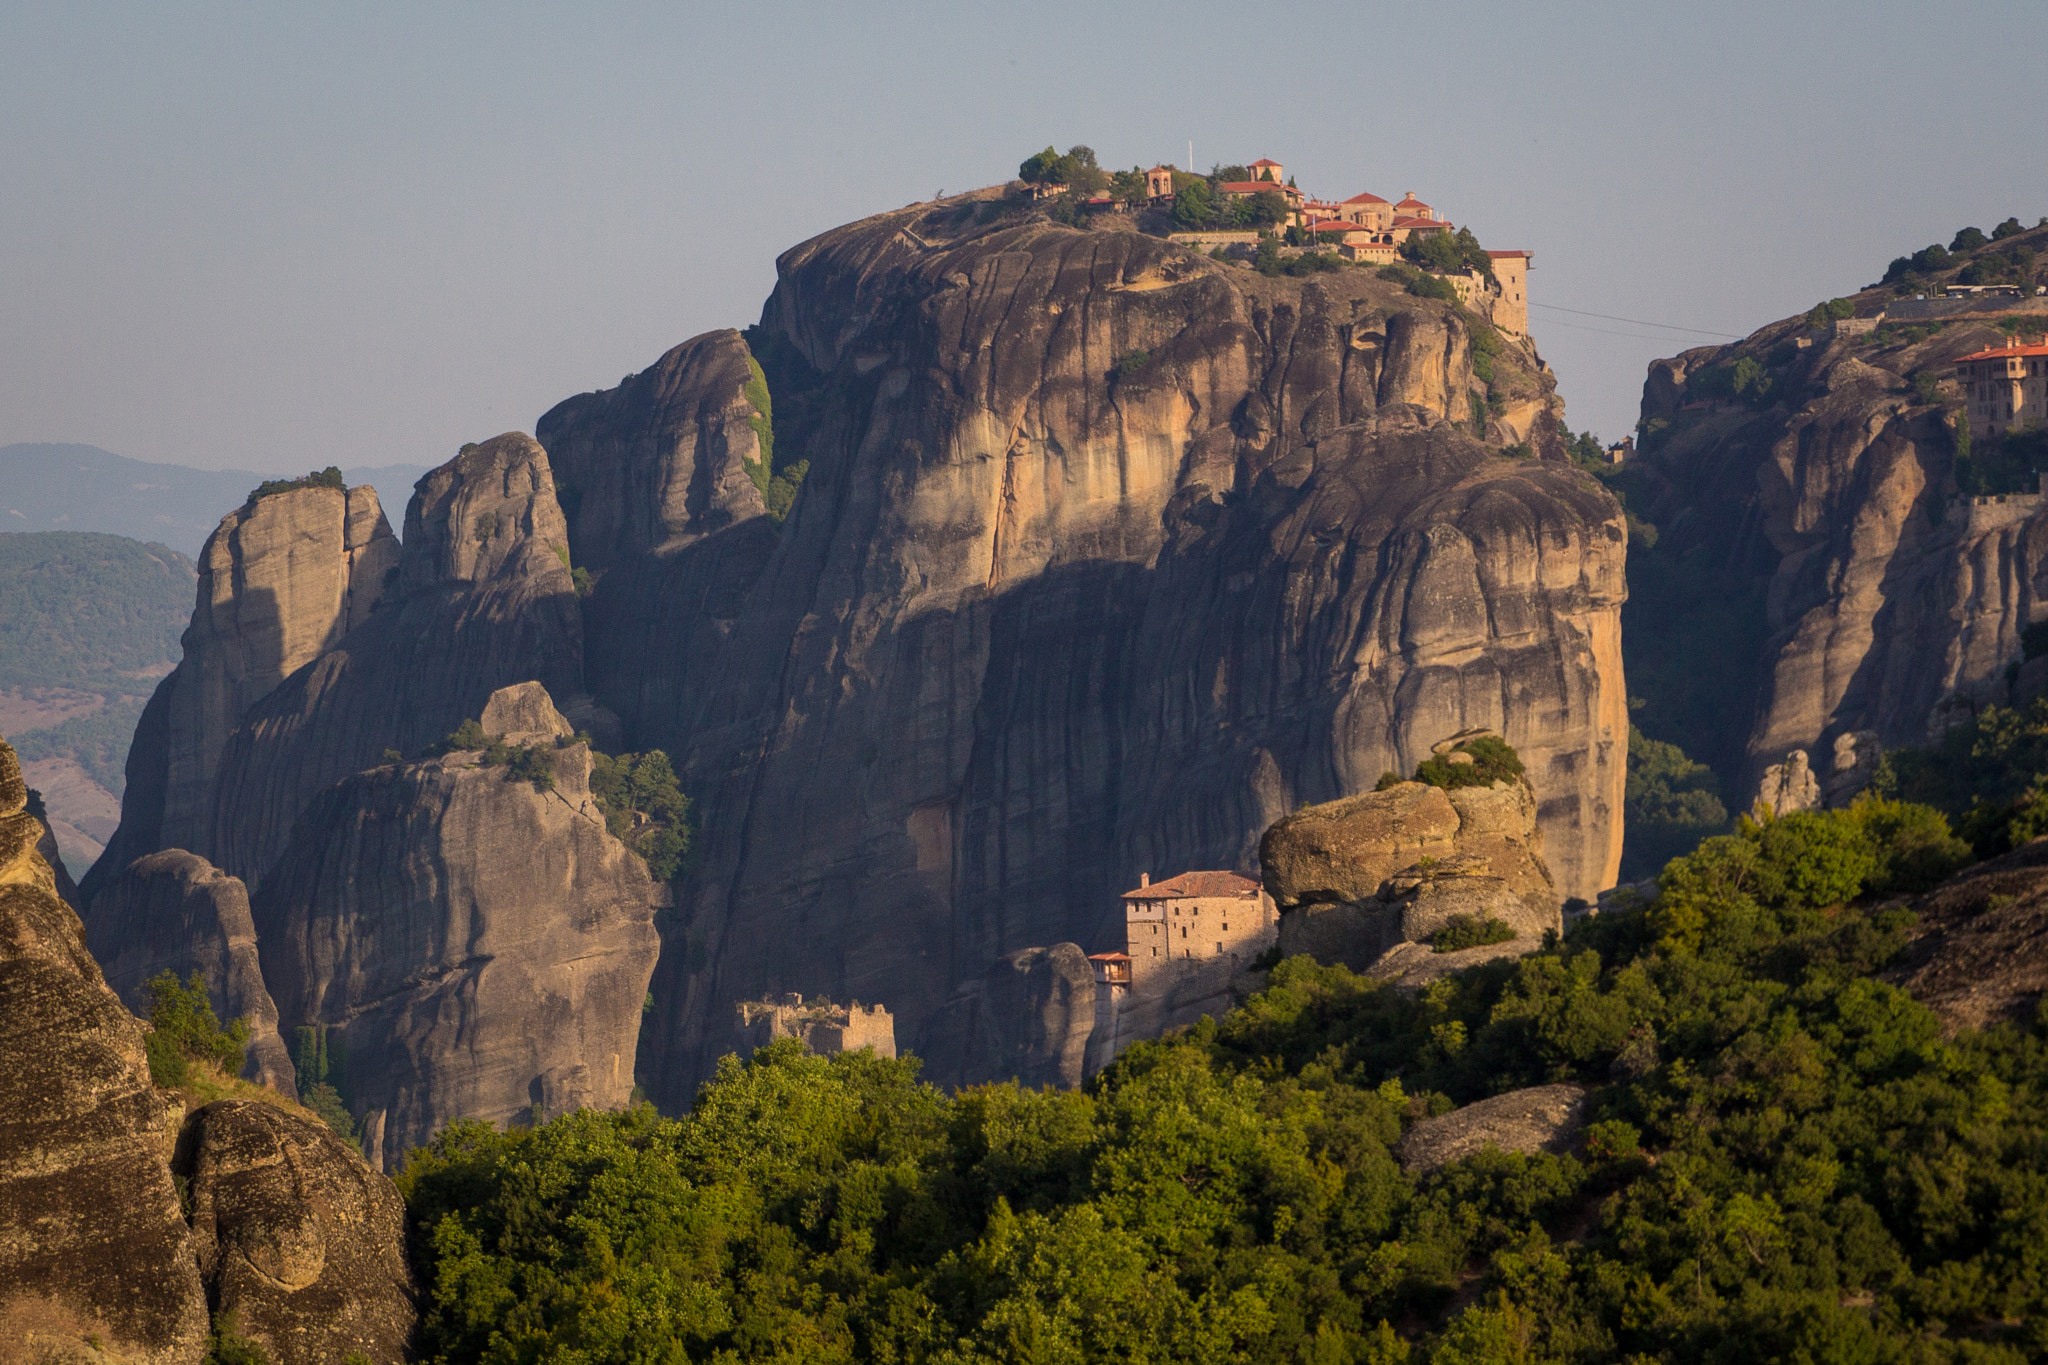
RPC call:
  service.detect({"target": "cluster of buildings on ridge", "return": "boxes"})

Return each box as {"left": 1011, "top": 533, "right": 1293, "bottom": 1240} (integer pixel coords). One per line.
{"left": 1104, "top": 157, "right": 1532, "bottom": 337}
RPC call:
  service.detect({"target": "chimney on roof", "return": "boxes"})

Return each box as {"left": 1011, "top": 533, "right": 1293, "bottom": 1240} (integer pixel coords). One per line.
{"left": 1140, "top": 872, "right": 1150, "bottom": 887}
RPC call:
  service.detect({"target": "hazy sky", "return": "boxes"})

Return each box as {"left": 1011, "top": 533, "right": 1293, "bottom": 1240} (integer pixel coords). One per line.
{"left": 5, "top": 2, "right": 2045, "bottom": 473}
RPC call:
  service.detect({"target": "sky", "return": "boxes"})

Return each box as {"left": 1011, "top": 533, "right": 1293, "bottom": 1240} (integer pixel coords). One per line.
{"left": 4, "top": 1, "right": 2046, "bottom": 473}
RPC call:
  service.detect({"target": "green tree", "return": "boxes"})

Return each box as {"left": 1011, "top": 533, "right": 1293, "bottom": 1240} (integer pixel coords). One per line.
{"left": 1951, "top": 225, "right": 1988, "bottom": 253}
{"left": 143, "top": 971, "right": 250, "bottom": 1088}
{"left": 1171, "top": 179, "right": 1216, "bottom": 229}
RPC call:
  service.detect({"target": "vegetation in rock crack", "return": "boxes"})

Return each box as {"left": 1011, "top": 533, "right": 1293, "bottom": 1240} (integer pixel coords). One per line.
{"left": 201, "top": 1310, "right": 272, "bottom": 1365}
{"left": 293, "top": 1023, "right": 357, "bottom": 1143}
{"left": 1407, "top": 734, "right": 1525, "bottom": 790}
{"left": 1377, "top": 261, "right": 1460, "bottom": 302}
{"left": 143, "top": 970, "right": 250, "bottom": 1090}
{"left": 736, "top": 336, "right": 814, "bottom": 524}
{"left": 589, "top": 747, "right": 693, "bottom": 880}
{"left": 1428, "top": 914, "right": 1517, "bottom": 953}
{"left": 396, "top": 790, "right": 2047, "bottom": 1364}
{"left": 244, "top": 464, "right": 343, "bottom": 506}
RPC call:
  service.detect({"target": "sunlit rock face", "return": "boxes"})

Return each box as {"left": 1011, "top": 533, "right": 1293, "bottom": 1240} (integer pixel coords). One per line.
{"left": 542, "top": 197, "right": 1627, "bottom": 1101}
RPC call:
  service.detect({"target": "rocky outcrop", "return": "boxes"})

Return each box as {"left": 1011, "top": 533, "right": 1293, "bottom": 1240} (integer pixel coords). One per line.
{"left": 922, "top": 944, "right": 1096, "bottom": 1090}
{"left": 176, "top": 1100, "right": 416, "bottom": 1365}
{"left": 85, "top": 850, "right": 296, "bottom": 1096}
{"left": 1625, "top": 228, "right": 2048, "bottom": 795}
{"left": 1263, "top": 754, "right": 1562, "bottom": 982}
{"left": 1885, "top": 836, "right": 2048, "bottom": 1032}
{"left": 88, "top": 437, "right": 585, "bottom": 899}
{"left": 0, "top": 737, "right": 210, "bottom": 1363}
{"left": 27, "top": 784, "right": 81, "bottom": 910}
{"left": 82, "top": 485, "right": 398, "bottom": 901}
{"left": 255, "top": 685, "right": 662, "bottom": 1167}
{"left": 550, "top": 199, "right": 1626, "bottom": 1103}
{"left": 1395, "top": 1083, "right": 1591, "bottom": 1175}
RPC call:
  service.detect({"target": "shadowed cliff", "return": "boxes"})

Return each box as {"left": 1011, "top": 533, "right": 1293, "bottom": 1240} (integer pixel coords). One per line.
{"left": 1622, "top": 221, "right": 2048, "bottom": 801}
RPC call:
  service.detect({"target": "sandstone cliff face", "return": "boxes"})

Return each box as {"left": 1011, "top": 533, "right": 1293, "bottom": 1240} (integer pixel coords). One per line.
{"left": 88, "top": 436, "right": 585, "bottom": 900}
{"left": 255, "top": 702, "right": 662, "bottom": 1166}
{"left": 921, "top": 943, "right": 1097, "bottom": 1090}
{"left": 82, "top": 486, "right": 398, "bottom": 900}
{"left": 1627, "top": 261, "right": 2048, "bottom": 794}
{"left": 0, "top": 737, "right": 210, "bottom": 1364}
{"left": 540, "top": 199, "right": 1625, "bottom": 1101}
{"left": 176, "top": 1100, "right": 416, "bottom": 1365}
{"left": 85, "top": 850, "right": 296, "bottom": 1096}
{"left": 207, "top": 436, "right": 585, "bottom": 888}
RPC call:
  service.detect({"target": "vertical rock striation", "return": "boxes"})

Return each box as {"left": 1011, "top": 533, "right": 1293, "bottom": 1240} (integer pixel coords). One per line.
{"left": 84, "top": 850, "right": 296, "bottom": 1096}
{"left": 176, "top": 1099, "right": 417, "bottom": 1365}
{"left": 86, "top": 436, "right": 584, "bottom": 899}
{"left": 539, "top": 199, "right": 1627, "bottom": 1100}
{"left": 1627, "top": 266, "right": 2048, "bottom": 795}
{"left": 255, "top": 687, "right": 662, "bottom": 1166}
{"left": 84, "top": 484, "right": 397, "bottom": 902}
{"left": 0, "top": 735, "right": 210, "bottom": 1364}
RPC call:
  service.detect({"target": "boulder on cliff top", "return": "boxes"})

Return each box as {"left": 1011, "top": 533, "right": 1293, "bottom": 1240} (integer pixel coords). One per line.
{"left": 0, "top": 736, "right": 211, "bottom": 1364}
{"left": 480, "top": 679, "right": 576, "bottom": 745}
{"left": 1395, "top": 1083, "right": 1591, "bottom": 1175}
{"left": 85, "top": 849, "right": 296, "bottom": 1097}
{"left": 1259, "top": 782, "right": 1462, "bottom": 910}
{"left": 176, "top": 1099, "right": 417, "bottom": 1365}
{"left": 1262, "top": 769, "right": 1557, "bottom": 917}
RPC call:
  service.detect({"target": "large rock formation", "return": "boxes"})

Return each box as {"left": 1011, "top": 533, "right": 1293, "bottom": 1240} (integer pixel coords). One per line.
{"left": 84, "top": 483, "right": 398, "bottom": 899}
{"left": 86, "top": 436, "right": 585, "bottom": 901}
{"left": 84, "top": 850, "right": 296, "bottom": 1096}
{"left": 255, "top": 685, "right": 663, "bottom": 1167}
{"left": 0, "top": 736, "right": 210, "bottom": 1363}
{"left": 922, "top": 944, "right": 1096, "bottom": 1090}
{"left": 1262, "top": 745, "right": 1562, "bottom": 982}
{"left": 176, "top": 1100, "right": 416, "bottom": 1364}
{"left": 1624, "top": 227, "right": 2048, "bottom": 796}
{"left": 1885, "top": 836, "right": 2048, "bottom": 1032}
{"left": 540, "top": 197, "right": 1627, "bottom": 1103}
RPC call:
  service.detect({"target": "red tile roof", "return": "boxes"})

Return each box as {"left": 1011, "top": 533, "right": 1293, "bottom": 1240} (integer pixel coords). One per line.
{"left": 1343, "top": 191, "right": 1389, "bottom": 205}
{"left": 1310, "top": 220, "right": 1363, "bottom": 233}
{"left": 1395, "top": 193, "right": 1431, "bottom": 210}
{"left": 1394, "top": 216, "right": 1449, "bottom": 229}
{"left": 1088, "top": 952, "right": 1133, "bottom": 961}
{"left": 1957, "top": 343, "right": 2048, "bottom": 361}
{"left": 1487, "top": 249, "right": 1531, "bottom": 259}
{"left": 1122, "top": 870, "right": 1262, "bottom": 900}
{"left": 1248, "top": 158, "right": 1283, "bottom": 168}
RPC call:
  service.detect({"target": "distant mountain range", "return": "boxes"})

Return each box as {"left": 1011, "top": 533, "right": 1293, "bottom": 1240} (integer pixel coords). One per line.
{"left": 0, "top": 443, "right": 430, "bottom": 556}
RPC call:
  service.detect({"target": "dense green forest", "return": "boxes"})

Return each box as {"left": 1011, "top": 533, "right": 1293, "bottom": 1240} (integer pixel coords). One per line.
{"left": 0, "top": 531, "right": 192, "bottom": 690}
{"left": 0, "top": 531, "right": 194, "bottom": 796}
{"left": 396, "top": 793, "right": 2046, "bottom": 1363}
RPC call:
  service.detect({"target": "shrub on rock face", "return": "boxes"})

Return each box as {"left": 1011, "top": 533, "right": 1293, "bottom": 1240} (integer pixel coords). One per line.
{"left": 1429, "top": 914, "right": 1517, "bottom": 953}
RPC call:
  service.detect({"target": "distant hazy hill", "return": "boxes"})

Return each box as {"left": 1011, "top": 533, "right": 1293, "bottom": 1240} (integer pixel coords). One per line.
{"left": 0, "top": 443, "right": 429, "bottom": 556}
{"left": 0, "top": 530, "right": 197, "bottom": 878}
